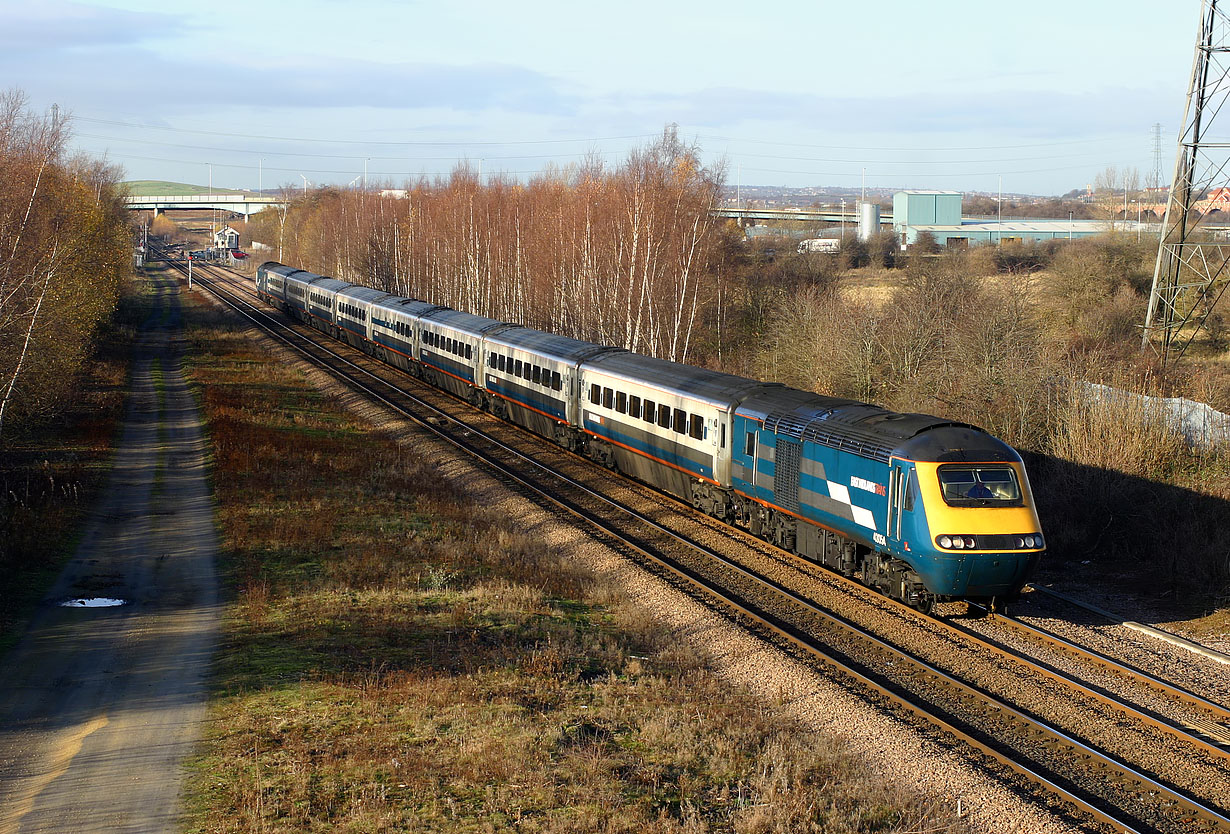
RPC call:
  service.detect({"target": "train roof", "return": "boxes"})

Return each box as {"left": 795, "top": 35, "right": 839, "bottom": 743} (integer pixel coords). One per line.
{"left": 419, "top": 306, "right": 506, "bottom": 336}
{"left": 586, "top": 351, "right": 770, "bottom": 410}
{"left": 485, "top": 326, "right": 621, "bottom": 365}
{"left": 371, "top": 296, "right": 448, "bottom": 318}
{"left": 259, "top": 261, "right": 301, "bottom": 276}
{"left": 737, "top": 387, "right": 999, "bottom": 463}
{"left": 338, "top": 285, "right": 397, "bottom": 304}
{"left": 302, "top": 277, "right": 352, "bottom": 293}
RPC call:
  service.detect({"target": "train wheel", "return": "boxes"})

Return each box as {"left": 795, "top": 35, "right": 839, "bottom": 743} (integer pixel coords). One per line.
{"left": 911, "top": 593, "right": 935, "bottom": 616}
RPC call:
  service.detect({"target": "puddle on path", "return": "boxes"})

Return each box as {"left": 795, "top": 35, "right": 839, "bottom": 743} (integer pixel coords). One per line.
{"left": 59, "top": 598, "right": 128, "bottom": 608}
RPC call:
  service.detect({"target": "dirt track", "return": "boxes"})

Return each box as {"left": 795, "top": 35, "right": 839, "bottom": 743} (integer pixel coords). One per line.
{"left": 0, "top": 270, "right": 220, "bottom": 834}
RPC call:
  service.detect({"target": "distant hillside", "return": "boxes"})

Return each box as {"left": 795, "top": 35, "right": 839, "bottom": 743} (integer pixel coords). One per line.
{"left": 120, "top": 180, "right": 248, "bottom": 196}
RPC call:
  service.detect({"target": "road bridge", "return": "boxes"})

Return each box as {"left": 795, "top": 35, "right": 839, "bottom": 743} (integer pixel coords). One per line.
{"left": 123, "top": 194, "right": 284, "bottom": 217}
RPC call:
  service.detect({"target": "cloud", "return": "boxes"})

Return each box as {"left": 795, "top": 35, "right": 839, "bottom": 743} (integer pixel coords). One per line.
{"left": 595, "top": 84, "right": 1171, "bottom": 139}
{"left": 0, "top": 0, "right": 187, "bottom": 51}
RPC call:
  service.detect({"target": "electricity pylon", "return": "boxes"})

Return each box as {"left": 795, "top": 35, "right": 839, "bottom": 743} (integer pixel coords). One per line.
{"left": 1142, "top": 0, "right": 1230, "bottom": 363}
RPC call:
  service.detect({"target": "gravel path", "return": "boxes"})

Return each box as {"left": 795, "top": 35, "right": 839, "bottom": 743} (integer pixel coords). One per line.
{"left": 0, "top": 271, "right": 221, "bottom": 834}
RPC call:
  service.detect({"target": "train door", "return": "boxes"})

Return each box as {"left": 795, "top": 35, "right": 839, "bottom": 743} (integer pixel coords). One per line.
{"left": 887, "top": 462, "right": 906, "bottom": 550}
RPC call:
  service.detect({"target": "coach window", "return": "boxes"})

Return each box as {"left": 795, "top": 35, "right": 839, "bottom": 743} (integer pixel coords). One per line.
{"left": 615, "top": 391, "right": 627, "bottom": 413}
{"left": 466, "top": 344, "right": 472, "bottom": 360}
{"left": 590, "top": 384, "right": 600, "bottom": 404}
{"left": 689, "top": 414, "right": 704, "bottom": 440}
{"left": 487, "top": 352, "right": 496, "bottom": 368}
{"left": 602, "top": 387, "right": 614, "bottom": 409}
{"left": 532, "top": 365, "right": 542, "bottom": 385}
{"left": 629, "top": 395, "right": 641, "bottom": 419}
{"left": 552, "top": 371, "right": 562, "bottom": 391}
{"left": 643, "top": 399, "right": 656, "bottom": 424}
{"left": 673, "top": 408, "right": 687, "bottom": 434}
{"left": 514, "top": 359, "right": 523, "bottom": 377}
{"left": 658, "top": 404, "right": 671, "bottom": 429}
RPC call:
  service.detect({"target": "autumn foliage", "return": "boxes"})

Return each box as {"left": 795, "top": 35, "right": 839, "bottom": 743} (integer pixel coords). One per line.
{"left": 0, "top": 90, "right": 132, "bottom": 436}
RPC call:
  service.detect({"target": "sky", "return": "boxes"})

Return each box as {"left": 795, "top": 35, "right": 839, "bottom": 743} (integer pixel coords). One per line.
{"left": 0, "top": 0, "right": 1204, "bottom": 196}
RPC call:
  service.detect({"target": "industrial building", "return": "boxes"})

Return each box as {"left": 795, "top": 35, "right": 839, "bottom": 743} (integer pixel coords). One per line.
{"left": 893, "top": 190, "right": 1110, "bottom": 248}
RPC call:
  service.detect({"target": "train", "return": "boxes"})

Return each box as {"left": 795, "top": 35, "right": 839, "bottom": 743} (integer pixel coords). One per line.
{"left": 257, "top": 261, "right": 1044, "bottom": 613}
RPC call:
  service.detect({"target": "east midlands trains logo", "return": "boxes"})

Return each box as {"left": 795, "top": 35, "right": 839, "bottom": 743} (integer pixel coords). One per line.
{"left": 850, "top": 476, "right": 887, "bottom": 497}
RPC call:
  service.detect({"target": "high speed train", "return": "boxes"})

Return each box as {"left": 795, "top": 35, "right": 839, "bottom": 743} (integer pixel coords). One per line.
{"left": 258, "top": 261, "right": 1044, "bottom": 612}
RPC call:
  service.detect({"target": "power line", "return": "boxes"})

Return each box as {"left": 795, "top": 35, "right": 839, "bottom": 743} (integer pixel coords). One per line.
{"left": 73, "top": 132, "right": 627, "bottom": 162}
{"left": 696, "top": 133, "right": 1116, "bottom": 152}
{"left": 73, "top": 116, "right": 655, "bottom": 147}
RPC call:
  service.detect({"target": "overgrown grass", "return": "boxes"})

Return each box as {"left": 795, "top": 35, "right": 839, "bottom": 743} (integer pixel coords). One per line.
{"left": 180, "top": 298, "right": 965, "bottom": 833}
{"left": 0, "top": 272, "right": 142, "bottom": 651}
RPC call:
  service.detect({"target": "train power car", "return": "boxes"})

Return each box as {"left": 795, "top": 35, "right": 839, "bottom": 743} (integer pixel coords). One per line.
{"left": 254, "top": 261, "right": 1045, "bottom": 610}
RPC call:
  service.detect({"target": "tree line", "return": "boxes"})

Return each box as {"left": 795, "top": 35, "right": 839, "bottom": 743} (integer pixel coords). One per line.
{"left": 0, "top": 89, "right": 132, "bottom": 438}
{"left": 251, "top": 129, "right": 725, "bottom": 365}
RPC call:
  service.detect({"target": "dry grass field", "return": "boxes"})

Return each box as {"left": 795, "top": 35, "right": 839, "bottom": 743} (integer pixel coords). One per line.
{"left": 178, "top": 292, "right": 965, "bottom": 833}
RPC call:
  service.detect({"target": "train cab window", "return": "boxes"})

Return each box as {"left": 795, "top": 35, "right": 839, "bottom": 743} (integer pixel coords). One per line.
{"left": 689, "top": 414, "right": 704, "bottom": 440}
{"left": 672, "top": 408, "right": 686, "bottom": 434}
{"left": 551, "top": 371, "right": 562, "bottom": 391}
{"left": 937, "top": 465, "right": 1022, "bottom": 506}
{"left": 643, "top": 399, "right": 656, "bottom": 424}
{"left": 720, "top": 423, "right": 726, "bottom": 449}
{"left": 615, "top": 391, "right": 627, "bottom": 413}
{"left": 745, "top": 432, "right": 756, "bottom": 457}
{"left": 628, "top": 395, "right": 641, "bottom": 419}
{"left": 590, "top": 384, "right": 600, "bottom": 404}
{"left": 532, "top": 365, "right": 542, "bottom": 385}
{"left": 658, "top": 404, "right": 671, "bottom": 429}
{"left": 903, "top": 470, "right": 917, "bottom": 512}
{"left": 602, "top": 387, "right": 614, "bottom": 409}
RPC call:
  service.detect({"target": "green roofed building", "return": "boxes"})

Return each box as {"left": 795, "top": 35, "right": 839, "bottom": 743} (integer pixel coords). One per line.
{"left": 893, "top": 190, "right": 1110, "bottom": 248}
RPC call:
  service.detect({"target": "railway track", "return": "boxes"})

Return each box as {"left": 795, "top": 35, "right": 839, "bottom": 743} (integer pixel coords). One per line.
{"left": 166, "top": 253, "right": 1230, "bottom": 834}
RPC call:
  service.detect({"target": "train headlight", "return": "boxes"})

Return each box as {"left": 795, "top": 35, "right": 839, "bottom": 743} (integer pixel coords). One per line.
{"left": 963, "top": 536, "right": 976, "bottom": 549}
{"left": 1034, "top": 534, "right": 1044, "bottom": 549}
{"left": 1015, "top": 536, "right": 1026, "bottom": 548}
{"left": 938, "top": 535, "right": 952, "bottom": 548}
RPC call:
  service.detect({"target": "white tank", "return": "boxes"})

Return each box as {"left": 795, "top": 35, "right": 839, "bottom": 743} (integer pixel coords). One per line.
{"left": 858, "top": 201, "right": 881, "bottom": 241}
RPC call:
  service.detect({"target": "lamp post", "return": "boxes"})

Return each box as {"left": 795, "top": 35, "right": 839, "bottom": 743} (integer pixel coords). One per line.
{"left": 1134, "top": 200, "right": 1141, "bottom": 241}
{"left": 208, "top": 162, "right": 215, "bottom": 238}
{"left": 1069, "top": 210, "right": 1073, "bottom": 240}
{"left": 258, "top": 158, "right": 263, "bottom": 195}
{"left": 840, "top": 198, "right": 846, "bottom": 242}
{"left": 997, "top": 176, "right": 1003, "bottom": 247}
{"left": 300, "top": 174, "right": 308, "bottom": 196}
{"left": 363, "top": 158, "right": 369, "bottom": 191}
